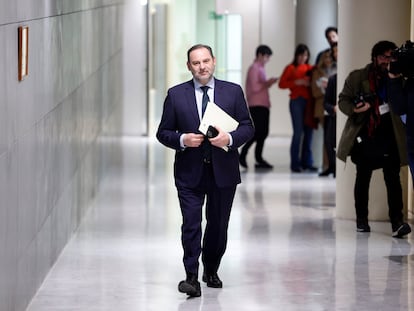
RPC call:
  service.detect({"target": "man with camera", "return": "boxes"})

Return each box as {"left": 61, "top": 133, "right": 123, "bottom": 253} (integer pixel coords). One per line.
{"left": 388, "top": 41, "right": 414, "bottom": 186}
{"left": 337, "top": 40, "right": 411, "bottom": 238}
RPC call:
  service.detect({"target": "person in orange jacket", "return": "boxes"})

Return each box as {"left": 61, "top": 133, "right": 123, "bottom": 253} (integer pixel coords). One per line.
{"left": 279, "top": 43, "right": 316, "bottom": 173}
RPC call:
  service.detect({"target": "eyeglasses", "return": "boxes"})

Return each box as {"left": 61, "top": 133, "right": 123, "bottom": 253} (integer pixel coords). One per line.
{"left": 379, "top": 54, "right": 392, "bottom": 60}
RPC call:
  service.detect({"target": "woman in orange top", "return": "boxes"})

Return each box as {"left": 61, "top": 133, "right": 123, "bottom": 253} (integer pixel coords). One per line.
{"left": 279, "top": 44, "right": 316, "bottom": 173}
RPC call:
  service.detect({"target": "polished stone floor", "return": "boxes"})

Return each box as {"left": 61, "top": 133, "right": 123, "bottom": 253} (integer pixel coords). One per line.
{"left": 27, "top": 137, "right": 414, "bottom": 311}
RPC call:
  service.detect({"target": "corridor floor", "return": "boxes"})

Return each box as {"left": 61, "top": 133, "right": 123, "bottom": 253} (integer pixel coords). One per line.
{"left": 26, "top": 137, "right": 414, "bottom": 311}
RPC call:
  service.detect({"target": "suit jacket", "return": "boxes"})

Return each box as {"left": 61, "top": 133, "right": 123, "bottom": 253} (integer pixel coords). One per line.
{"left": 156, "top": 78, "right": 254, "bottom": 188}
{"left": 388, "top": 76, "right": 414, "bottom": 154}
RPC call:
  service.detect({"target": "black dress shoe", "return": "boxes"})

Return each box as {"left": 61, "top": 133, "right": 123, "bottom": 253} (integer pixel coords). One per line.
{"left": 178, "top": 274, "right": 201, "bottom": 297}
{"left": 318, "top": 169, "right": 333, "bottom": 177}
{"left": 202, "top": 273, "right": 223, "bottom": 288}
{"left": 255, "top": 160, "right": 273, "bottom": 169}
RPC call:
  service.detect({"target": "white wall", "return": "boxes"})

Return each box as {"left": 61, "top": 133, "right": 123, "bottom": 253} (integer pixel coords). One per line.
{"left": 261, "top": 0, "right": 297, "bottom": 136}
{"left": 123, "top": 0, "right": 148, "bottom": 135}
{"left": 216, "top": 0, "right": 296, "bottom": 136}
{"left": 0, "top": 1, "right": 125, "bottom": 310}
{"left": 296, "top": 0, "right": 337, "bottom": 64}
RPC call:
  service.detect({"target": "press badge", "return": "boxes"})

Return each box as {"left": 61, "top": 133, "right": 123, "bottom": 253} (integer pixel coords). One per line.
{"left": 379, "top": 103, "right": 390, "bottom": 115}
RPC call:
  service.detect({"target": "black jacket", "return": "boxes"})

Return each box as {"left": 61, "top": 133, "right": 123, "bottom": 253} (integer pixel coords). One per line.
{"left": 388, "top": 77, "right": 414, "bottom": 153}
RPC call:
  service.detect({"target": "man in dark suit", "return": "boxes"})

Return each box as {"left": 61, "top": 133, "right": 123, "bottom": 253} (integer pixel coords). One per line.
{"left": 156, "top": 44, "right": 254, "bottom": 298}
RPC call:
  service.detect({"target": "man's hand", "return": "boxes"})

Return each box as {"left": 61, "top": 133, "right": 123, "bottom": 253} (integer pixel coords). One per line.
{"left": 353, "top": 102, "right": 371, "bottom": 113}
{"left": 183, "top": 133, "right": 205, "bottom": 147}
{"left": 208, "top": 126, "right": 230, "bottom": 148}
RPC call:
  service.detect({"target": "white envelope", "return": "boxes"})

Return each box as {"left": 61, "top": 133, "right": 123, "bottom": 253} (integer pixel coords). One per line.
{"left": 199, "top": 102, "right": 239, "bottom": 134}
{"left": 198, "top": 102, "right": 239, "bottom": 151}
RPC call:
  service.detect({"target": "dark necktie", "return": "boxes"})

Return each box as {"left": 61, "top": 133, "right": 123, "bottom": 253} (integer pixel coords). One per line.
{"left": 200, "top": 86, "right": 210, "bottom": 116}
{"left": 200, "top": 86, "right": 211, "bottom": 162}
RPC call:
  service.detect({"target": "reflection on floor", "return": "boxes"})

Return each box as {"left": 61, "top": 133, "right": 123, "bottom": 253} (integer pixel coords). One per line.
{"left": 27, "top": 137, "right": 414, "bottom": 311}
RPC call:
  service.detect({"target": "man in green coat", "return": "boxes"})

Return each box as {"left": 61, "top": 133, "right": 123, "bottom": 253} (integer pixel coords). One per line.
{"left": 337, "top": 40, "right": 411, "bottom": 238}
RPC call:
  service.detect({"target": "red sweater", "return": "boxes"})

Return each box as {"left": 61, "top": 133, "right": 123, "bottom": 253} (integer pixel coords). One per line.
{"left": 278, "top": 63, "right": 313, "bottom": 100}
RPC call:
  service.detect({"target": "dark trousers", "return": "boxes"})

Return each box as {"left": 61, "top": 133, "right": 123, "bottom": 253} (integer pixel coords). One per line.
{"left": 324, "top": 115, "right": 336, "bottom": 171}
{"left": 177, "top": 164, "right": 236, "bottom": 276}
{"left": 240, "top": 106, "right": 269, "bottom": 163}
{"left": 354, "top": 157, "right": 404, "bottom": 225}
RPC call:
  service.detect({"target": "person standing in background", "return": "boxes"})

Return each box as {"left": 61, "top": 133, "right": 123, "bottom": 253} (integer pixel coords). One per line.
{"left": 156, "top": 44, "right": 254, "bottom": 298}
{"left": 279, "top": 43, "right": 316, "bottom": 173}
{"left": 319, "top": 44, "right": 338, "bottom": 177}
{"left": 320, "top": 72, "right": 337, "bottom": 177}
{"left": 388, "top": 45, "right": 414, "bottom": 185}
{"left": 315, "top": 26, "right": 338, "bottom": 65}
{"left": 311, "top": 44, "right": 337, "bottom": 125}
{"left": 239, "top": 45, "right": 278, "bottom": 169}
{"left": 336, "top": 40, "right": 411, "bottom": 237}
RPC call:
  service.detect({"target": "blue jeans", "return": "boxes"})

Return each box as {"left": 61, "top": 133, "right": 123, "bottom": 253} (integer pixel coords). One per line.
{"left": 289, "top": 97, "right": 314, "bottom": 170}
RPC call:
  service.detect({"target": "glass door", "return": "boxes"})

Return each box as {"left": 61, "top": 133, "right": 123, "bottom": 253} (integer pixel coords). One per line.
{"left": 214, "top": 13, "right": 242, "bottom": 85}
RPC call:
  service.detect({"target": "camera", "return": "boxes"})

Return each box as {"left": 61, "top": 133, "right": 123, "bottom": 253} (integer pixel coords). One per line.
{"left": 389, "top": 40, "right": 414, "bottom": 78}
{"left": 206, "top": 125, "right": 219, "bottom": 138}
{"left": 353, "top": 93, "right": 376, "bottom": 106}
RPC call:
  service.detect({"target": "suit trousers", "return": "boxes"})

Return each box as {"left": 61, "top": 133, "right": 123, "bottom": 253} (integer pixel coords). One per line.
{"left": 177, "top": 163, "right": 236, "bottom": 276}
